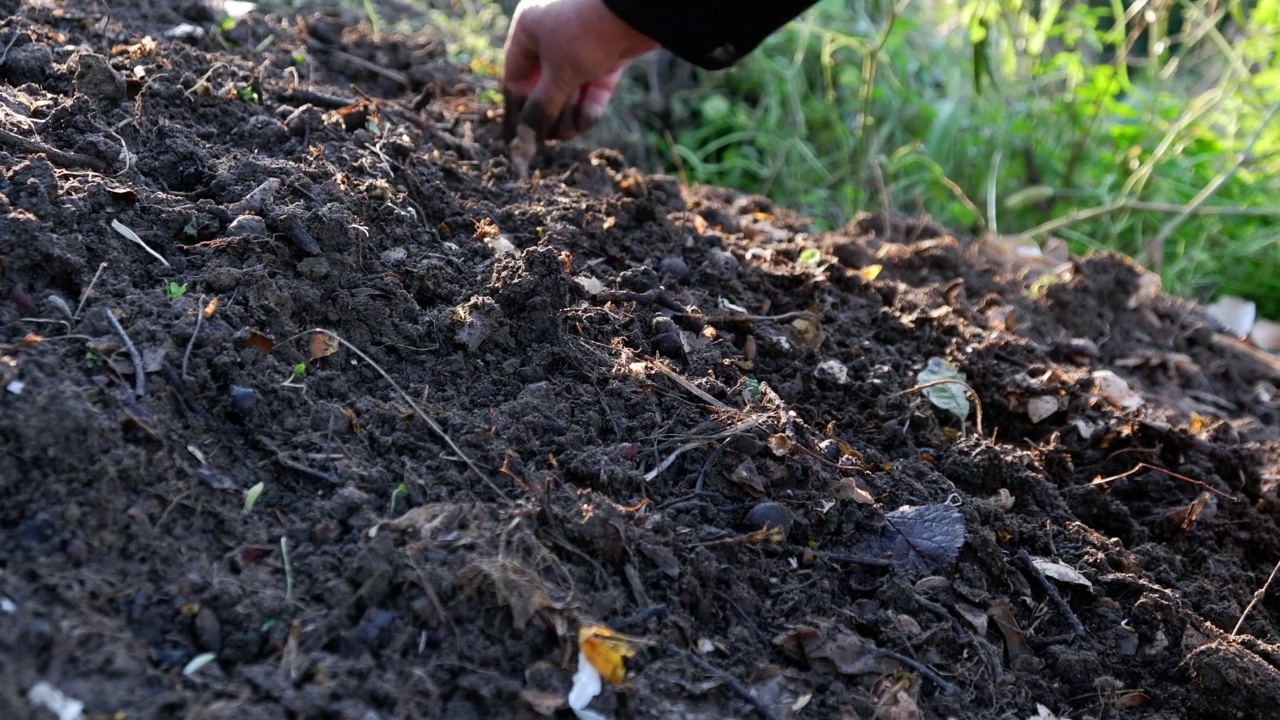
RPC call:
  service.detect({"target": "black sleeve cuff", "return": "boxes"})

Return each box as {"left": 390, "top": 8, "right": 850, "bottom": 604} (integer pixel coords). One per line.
{"left": 601, "top": 1, "right": 821, "bottom": 70}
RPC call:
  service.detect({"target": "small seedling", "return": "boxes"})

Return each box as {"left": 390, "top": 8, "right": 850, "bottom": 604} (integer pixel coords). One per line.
{"left": 84, "top": 348, "right": 104, "bottom": 368}
{"left": 388, "top": 482, "right": 409, "bottom": 515}
{"left": 292, "top": 51, "right": 307, "bottom": 65}
{"left": 164, "top": 281, "right": 188, "bottom": 299}
{"left": 237, "top": 86, "right": 259, "bottom": 105}
{"left": 243, "top": 481, "right": 264, "bottom": 514}
{"left": 281, "top": 362, "right": 307, "bottom": 387}
{"left": 798, "top": 247, "right": 822, "bottom": 266}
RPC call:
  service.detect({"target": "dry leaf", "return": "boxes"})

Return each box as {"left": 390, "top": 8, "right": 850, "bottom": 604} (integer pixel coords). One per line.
{"left": 309, "top": 332, "right": 338, "bottom": 360}
{"left": 578, "top": 625, "right": 639, "bottom": 685}
{"left": 988, "top": 599, "right": 1042, "bottom": 671}
{"left": 730, "top": 459, "right": 767, "bottom": 496}
{"left": 1030, "top": 557, "right": 1092, "bottom": 587}
{"left": 245, "top": 330, "right": 274, "bottom": 356}
{"left": 858, "top": 264, "right": 883, "bottom": 281}
{"left": 773, "top": 623, "right": 893, "bottom": 677}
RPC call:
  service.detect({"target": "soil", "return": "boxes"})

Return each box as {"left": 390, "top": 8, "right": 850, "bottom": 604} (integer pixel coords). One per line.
{"left": 3, "top": 3, "right": 1280, "bottom": 720}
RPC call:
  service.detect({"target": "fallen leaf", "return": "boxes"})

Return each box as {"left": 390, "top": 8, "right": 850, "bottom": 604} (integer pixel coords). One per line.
{"left": 1030, "top": 557, "right": 1092, "bottom": 587}
{"left": 917, "top": 358, "right": 970, "bottom": 422}
{"left": 245, "top": 330, "right": 274, "bottom": 356}
{"left": 578, "top": 625, "right": 639, "bottom": 685}
{"left": 773, "top": 623, "right": 893, "bottom": 676}
{"left": 858, "top": 264, "right": 883, "bottom": 281}
{"left": 953, "top": 602, "right": 989, "bottom": 635}
{"left": 883, "top": 503, "right": 966, "bottom": 569}
{"left": 309, "top": 332, "right": 338, "bottom": 360}
{"left": 729, "top": 459, "right": 767, "bottom": 496}
{"left": 1115, "top": 690, "right": 1151, "bottom": 708}
{"left": 989, "top": 599, "right": 1042, "bottom": 671}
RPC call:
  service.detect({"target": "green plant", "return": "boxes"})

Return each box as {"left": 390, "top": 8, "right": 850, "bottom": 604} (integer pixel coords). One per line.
{"left": 164, "top": 281, "right": 188, "bottom": 299}
{"left": 642, "top": 0, "right": 1280, "bottom": 316}
{"left": 389, "top": 481, "right": 409, "bottom": 515}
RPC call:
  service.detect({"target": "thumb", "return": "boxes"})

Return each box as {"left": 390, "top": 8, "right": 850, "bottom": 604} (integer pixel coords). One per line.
{"left": 519, "top": 66, "right": 579, "bottom": 142}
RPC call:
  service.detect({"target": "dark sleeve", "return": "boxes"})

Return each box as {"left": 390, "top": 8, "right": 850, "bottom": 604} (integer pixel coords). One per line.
{"left": 601, "top": 0, "right": 821, "bottom": 70}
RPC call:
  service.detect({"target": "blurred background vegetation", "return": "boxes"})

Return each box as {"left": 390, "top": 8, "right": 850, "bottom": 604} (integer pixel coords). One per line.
{"left": 275, "top": 0, "right": 1280, "bottom": 318}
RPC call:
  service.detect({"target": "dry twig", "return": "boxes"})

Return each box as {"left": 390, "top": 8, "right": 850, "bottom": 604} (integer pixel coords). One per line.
{"left": 103, "top": 308, "right": 146, "bottom": 397}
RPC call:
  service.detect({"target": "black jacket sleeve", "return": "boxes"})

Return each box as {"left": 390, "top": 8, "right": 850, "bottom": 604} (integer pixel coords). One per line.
{"left": 601, "top": 0, "right": 822, "bottom": 70}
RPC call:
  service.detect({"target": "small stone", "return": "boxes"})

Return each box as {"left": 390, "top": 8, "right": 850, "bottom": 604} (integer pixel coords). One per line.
{"left": 227, "top": 215, "right": 267, "bottom": 237}
{"left": 746, "top": 502, "right": 792, "bottom": 535}
{"left": 194, "top": 606, "right": 222, "bottom": 652}
{"left": 228, "top": 385, "right": 257, "bottom": 414}
{"left": 658, "top": 256, "right": 689, "bottom": 280}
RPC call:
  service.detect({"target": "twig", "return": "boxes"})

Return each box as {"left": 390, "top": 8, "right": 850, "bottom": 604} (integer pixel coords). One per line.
{"left": 181, "top": 295, "right": 205, "bottom": 380}
{"left": 293, "top": 329, "right": 503, "bottom": 498}
{"left": 256, "top": 436, "right": 341, "bottom": 485}
{"left": 280, "top": 536, "right": 295, "bottom": 604}
{"left": 596, "top": 288, "right": 686, "bottom": 313}
{"left": 103, "top": 308, "right": 146, "bottom": 397}
{"left": 1141, "top": 99, "right": 1280, "bottom": 270}
{"left": 110, "top": 219, "right": 170, "bottom": 267}
{"left": 673, "top": 645, "right": 783, "bottom": 720}
{"left": 643, "top": 418, "right": 759, "bottom": 482}
{"left": 1090, "top": 461, "right": 1238, "bottom": 501}
{"left": 1016, "top": 549, "right": 1086, "bottom": 638}
{"left": 645, "top": 356, "right": 732, "bottom": 411}
{"left": 1232, "top": 555, "right": 1280, "bottom": 637}
{"left": 894, "top": 379, "right": 984, "bottom": 437}
{"left": 74, "top": 262, "right": 108, "bottom": 320}
{"left": 811, "top": 549, "right": 895, "bottom": 568}
{"left": 871, "top": 646, "right": 959, "bottom": 695}
{"left": 0, "top": 128, "right": 106, "bottom": 172}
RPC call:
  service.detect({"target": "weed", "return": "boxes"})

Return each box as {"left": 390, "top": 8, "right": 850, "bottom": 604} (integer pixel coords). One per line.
{"left": 164, "top": 281, "right": 188, "bottom": 299}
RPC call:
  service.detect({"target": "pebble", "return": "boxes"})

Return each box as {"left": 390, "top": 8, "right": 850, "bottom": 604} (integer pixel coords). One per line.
{"left": 746, "top": 502, "right": 793, "bottom": 535}
{"left": 658, "top": 256, "right": 689, "bottom": 280}
{"left": 228, "top": 385, "right": 257, "bottom": 414}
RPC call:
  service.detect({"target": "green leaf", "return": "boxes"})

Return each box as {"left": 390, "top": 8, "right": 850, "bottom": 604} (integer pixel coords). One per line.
{"left": 917, "top": 357, "right": 970, "bottom": 422}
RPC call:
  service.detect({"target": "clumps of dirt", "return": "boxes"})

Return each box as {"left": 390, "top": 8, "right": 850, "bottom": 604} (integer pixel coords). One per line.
{"left": 3, "top": 2, "right": 1280, "bottom": 719}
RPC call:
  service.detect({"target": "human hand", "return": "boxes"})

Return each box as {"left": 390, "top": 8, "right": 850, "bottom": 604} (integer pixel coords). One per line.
{"left": 501, "top": 0, "right": 658, "bottom": 144}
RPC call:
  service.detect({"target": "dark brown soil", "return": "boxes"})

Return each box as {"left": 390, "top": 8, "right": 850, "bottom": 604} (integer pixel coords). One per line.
{"left": 4, "top": 3, "right": 1280, "bottom": 719}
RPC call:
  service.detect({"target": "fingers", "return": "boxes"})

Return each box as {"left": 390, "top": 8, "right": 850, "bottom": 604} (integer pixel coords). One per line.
{"left": 518, "top": 66, "right": 580, "bottom": 142}
{"left": 574, "top": 65, "right": 624, "bottom": 133}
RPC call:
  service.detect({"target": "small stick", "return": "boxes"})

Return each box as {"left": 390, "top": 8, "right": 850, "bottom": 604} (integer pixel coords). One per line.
{"left": 110, "top": 219, "right": 170, "bottom": 267}
{"left": 104, "top": 308, "right": 146, "bottom": 397}
{"left": 894, "top": 378, "right": 984, "bottom": 437}
{"left": 1017, "top": 549, "right": 1086, "bottom": 638}
{"left": 181, "top": 296, "right": 205, "bottom": 379}
{"left": 0, "top": 128, "right": 106, "bottom": 172}
{"left": 257, "top": 437, "right": 341, "bottom": 485}
{"left": 280, "top": 536, "right": 295, "bottom": 603}
{"left": 871, "top": 647, "right": 958, "bottom": 695}
{"left": 74, "top": 262, "right": 108, "bottom": 320}
{"left": 1232, "top": 555, "right": 1280, "bottom": 637}
{"left": 673, "top": 646, "right": 783, "bottom": 720}
{"left": 292, "top": 329, "right": 503, "bottom": 498}
{"left": 646, "top": 356, "right": 732, "bottom": 411}
{"left": 1090, "top": 461, "right": 1238, "bottom": 501}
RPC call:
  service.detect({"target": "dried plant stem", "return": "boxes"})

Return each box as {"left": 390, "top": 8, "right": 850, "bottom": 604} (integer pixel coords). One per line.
{"left": 1232, "top": 556, "right": 1280, "bottom": 637}
{"left": 104, "top": 308, "right": 146, "bottom": 397}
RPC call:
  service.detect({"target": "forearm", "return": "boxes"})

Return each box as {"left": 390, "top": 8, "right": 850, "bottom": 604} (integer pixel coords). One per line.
{"left": 601, "top": 0, "right": 822, "bottom": 70}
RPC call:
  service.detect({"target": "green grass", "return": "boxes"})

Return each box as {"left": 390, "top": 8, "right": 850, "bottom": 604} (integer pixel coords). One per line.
{"left": 288, "top": 0, "right": 1280, "bottom": 319}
